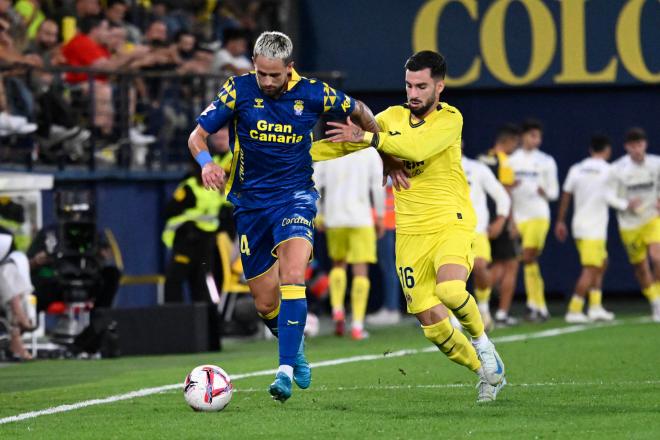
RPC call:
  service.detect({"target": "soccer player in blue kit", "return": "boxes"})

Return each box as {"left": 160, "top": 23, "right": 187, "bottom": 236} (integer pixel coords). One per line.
{"left": 188, "top": 31, "right": 401, "bottom": 402}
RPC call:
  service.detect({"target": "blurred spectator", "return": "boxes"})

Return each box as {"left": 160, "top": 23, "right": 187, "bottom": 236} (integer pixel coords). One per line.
{"left": 0, "top": 0, "right": 27, "bottom": 49}
{"left": 24, "top": 18, "right": 89, "bottom": 159}
{"left": 105, "top": 0, "right": 142, "bottom": 44}
{"left": 0, "top": 226, "right": 36, "bottom": 361}
{"left": 60, "top": 16, "right": 146, "bottom": 137}
{"left": 173, "top": 30, "right": 211, "bottom": 74}
{"left": 212, "top": 28, "right": 251, "bottom": 75}
{"left": 14, "top": 0, "right": 45, "bottom": 42}
{"left": 75, "top": 0, "right": 101, "bottom": 19}
{"left": 0, "top": 16, "right": 39, "bottom": 134}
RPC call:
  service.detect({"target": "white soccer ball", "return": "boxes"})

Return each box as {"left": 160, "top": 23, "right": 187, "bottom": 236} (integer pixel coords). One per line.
{"left": 304, "top": 312, "right": 320, "bottom": 337}
{"left": 183, "top": 365, "right": 233, "bottom": 412}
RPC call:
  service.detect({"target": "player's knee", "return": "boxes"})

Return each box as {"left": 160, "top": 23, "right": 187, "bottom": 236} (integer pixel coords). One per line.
{"left": 254, "top": 297, "right": 279, "bottom": 316}
{"left": 435, "top": 280, "right": 469, "bottom": 310}
{"left": 279, "top": 266, "right": 306, "bottom": 285}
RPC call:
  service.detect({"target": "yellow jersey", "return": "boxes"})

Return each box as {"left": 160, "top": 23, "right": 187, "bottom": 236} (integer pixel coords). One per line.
{"left": 364, "top": 103, "right": 475, "bottom": 234}
{"left": 310, "top": 102, "right": 475, "bottom": 234}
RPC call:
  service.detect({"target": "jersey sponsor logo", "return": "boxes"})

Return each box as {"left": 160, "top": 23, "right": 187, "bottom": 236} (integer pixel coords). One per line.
{"left": 253, "top": 98, "right": 264, "bottom": 108}
{"left": 282, "top": 216, "right": 312, "bottom": 228}
{"left": 249, "top": 119, "right": 304, "bottom": 144}
{"left": 404, "top": 160, "right": 425, "bottom": 177}
{"left": 515, "top": 170, "right": 540, "bottom": 178}
{"left": 626, "top": 181, "right": 654, "bottom": 191}
{"left": 293, "top": 99, "right": 305, "bottom": 116}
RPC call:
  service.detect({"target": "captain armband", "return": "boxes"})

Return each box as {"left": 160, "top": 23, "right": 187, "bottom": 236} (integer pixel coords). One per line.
{"left": 362, "top": 132, "right": 380, "bottom": 149}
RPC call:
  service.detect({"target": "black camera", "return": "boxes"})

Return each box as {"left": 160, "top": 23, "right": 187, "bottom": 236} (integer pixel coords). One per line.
{"left": 54, "top": 190, "right": 100, "bottom": 303}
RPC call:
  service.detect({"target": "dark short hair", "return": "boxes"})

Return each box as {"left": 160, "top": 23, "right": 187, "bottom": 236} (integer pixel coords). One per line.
{"left": 625, "top": 127, "right": 647, "bottom": 143}
{"left": 496, "top": 123, "right": 521, "bottom": 143}
{"left": 521, "top": 118, "right": 543, "bottom": 133}
{"left": 107, "top": 0, "right": 128, "bottom": 7}
{"left": 405, "top": 50, "right": 446, "bottom": 80}
{"left": 174, "top": 29, "right": 195, "bottom": 43}
{"left": 223, "top": 28, "right": 248, "bottom": 43}
{"left": 590, "top": 134, "right": 611, "bottom": 153}
{"left": 78, "top": 16, "right": 104, "bottom": 34}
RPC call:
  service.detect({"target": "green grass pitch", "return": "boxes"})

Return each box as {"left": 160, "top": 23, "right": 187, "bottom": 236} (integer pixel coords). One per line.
{"left": 1, "top": 315, "right": 659, "bottom": 439}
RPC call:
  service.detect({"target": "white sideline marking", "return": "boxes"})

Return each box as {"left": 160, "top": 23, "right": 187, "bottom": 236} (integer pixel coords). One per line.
{"left": 0, "top": 319, "right": 644, "bottom": 425}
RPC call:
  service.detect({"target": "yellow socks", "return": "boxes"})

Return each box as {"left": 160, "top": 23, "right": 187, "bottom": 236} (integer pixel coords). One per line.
{"left": 422, "top": 318, "right": 480, "bottom": 371}
{"left": 568, "top": 295, "right": 585, "bottom": 314}
{"left": 350, "top": 276, "right": 370, "bottom": 329}
{"left": 435, "top": 280, "right": 484, "bottom": 339}
{"left": 475, "top": 287, "right": 492, "bottom": 305}
{"left": 642, "top": 284, "right": 659, "bottom": 302}
{"left": 588, "top": 289, "right": 602, "bottom": 308}
{"left": 329, "top": 267, "right": 347, "bottom": 314}
{"left": 524, "top": 262, "right": 547, "bottom": 311}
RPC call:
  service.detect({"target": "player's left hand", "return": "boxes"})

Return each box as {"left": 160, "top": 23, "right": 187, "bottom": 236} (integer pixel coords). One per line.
{"left": 381, "top": 153, "right": 411, "bottom": 190}
{"left": 201, "top": 162, "right": 226, "bottom": 191}
{"left": 326, "top": 117, "right": 365, "bottom": 143}
{"left": 537, "top": 186, "right": 547, "bottom": 198}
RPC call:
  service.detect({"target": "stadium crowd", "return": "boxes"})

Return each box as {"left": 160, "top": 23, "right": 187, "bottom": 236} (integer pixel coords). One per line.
{"left": 0, "top": 0, "right": 276, "bottom": 166}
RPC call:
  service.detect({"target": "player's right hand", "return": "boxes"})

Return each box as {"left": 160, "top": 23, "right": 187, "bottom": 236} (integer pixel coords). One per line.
{"left": 201, "top": 162, "right": 225, "bottom": 191}
{"left": 627, "top": 197, "right": 642, "bottom": 213}
{"left": 554, "top": 221, "right": 568, "bottom": 242}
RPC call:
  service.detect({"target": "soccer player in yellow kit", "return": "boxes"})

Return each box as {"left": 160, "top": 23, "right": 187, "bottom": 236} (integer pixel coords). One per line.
{"left": 319, "top": 51, "right": 506, "bottom": 402}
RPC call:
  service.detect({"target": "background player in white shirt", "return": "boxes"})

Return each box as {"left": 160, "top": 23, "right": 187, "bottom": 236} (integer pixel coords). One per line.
{"left": 555, "top": 135, "right": 630, "bottom": 323}
{"left": 609, "top": 128, "right": 660, "bottom": 322}
{"left": 462, "top": 154, "right": 510, "bottom": 331}
{"left": 314, "top": 148, "right": 386, "bottom": 339}
{"left": 509, "top": 119, "right": 559, "bottom": 321}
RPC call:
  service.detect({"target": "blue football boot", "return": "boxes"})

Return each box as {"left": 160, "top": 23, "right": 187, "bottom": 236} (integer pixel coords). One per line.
{"left": 293, "top": 337, "right": 311, "bottom": 389}
{"left": 268, "top": 372, "right": 292, "bottom": 402}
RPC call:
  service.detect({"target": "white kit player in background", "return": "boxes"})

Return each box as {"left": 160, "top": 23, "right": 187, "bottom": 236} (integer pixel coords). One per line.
{"left": 608, "top": 128, "right": 660, "bottom": 322}
{"left": 555, "top": 135, "right": 630, "bottom": 323}
{"left": 461, "top": 155, "right": 511, "bottom": 331}
{"left": 509, "top": 120, "right": 559, "bottom": 321}
{"left": 314, "top": 148, "right": 385, "bottom": 339}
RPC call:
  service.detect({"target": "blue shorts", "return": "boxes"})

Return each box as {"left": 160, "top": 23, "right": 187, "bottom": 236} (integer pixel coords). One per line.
{"left": 233, "top": 190, "right": 317, "bottom": 280}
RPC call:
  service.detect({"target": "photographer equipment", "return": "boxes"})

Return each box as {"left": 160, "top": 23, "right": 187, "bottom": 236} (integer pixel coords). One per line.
{"left": 50, "top": 189, "right": 101, "bottom": 344}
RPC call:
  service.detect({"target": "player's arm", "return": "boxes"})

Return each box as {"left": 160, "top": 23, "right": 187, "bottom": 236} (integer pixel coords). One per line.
{"left": 325, "top": 114, "right": 461, "bottom": 163}
{"left": 604, "top": 168, "right": 635, "bottom": 212}
{"left": 554, "top": 191, "right": 572, "bottom": 242}
{"left": 539, "top": 158, "right": 560, "bottom": 201}
{"left": 481, "top": 165, "right": 511, "bottom": 239}
{"left": 189, "top": 79, "right": 237, "bottom": 191}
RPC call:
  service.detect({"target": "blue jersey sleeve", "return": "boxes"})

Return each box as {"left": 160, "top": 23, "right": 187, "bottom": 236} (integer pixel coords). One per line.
{"left": 320, "top": 82, "right": 356, "bottom": 117}
{"left": 196, "top": 77, "right": 237, "bottom": 133}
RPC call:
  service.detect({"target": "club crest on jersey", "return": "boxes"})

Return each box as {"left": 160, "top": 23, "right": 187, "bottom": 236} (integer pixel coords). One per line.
{"left": 293, "top": 100, "right": 304, "bottom": 116}
{"left": 254, "top": 98, "right": 264, "bottom": 108}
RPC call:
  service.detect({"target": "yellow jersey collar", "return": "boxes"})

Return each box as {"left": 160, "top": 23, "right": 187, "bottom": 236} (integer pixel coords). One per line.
{"left": 287, "top": 68, "right": 301, "bottom": 91}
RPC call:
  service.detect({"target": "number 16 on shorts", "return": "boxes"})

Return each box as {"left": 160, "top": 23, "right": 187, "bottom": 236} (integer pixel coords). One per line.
{"left": 398, "top": 266, "right": 415, "bottom": 288}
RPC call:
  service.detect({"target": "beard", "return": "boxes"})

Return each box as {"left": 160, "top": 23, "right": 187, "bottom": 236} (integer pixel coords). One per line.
{"left": 409, "top": 98, "right": 435, "bottom": 117}
{"left": 259, "top": 81, "right": 286, "bottom": 98}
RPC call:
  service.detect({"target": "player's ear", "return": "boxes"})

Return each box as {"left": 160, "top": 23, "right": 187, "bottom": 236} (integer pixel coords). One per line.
{"left": 287, "top": 60, "right": 294, "bottom": 74}
{"left": 436, "top": 79, "right": 445, "bottom": 96}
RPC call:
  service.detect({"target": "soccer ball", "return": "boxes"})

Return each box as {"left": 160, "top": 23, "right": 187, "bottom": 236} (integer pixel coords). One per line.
{"left": 183, "top": 365, "right": 233, "bottom": 412}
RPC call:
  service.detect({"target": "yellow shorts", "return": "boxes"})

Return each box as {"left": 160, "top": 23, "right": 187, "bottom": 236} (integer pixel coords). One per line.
{"left": 575, "top": 239, "right": 607, "bottom": 267}
{"left": 326, "top": 226, "right": 377, "bottom": 264}
{"left": 619, "top": 217, "right": 660, "bottom": 264}
{"left": 517, "top": 218, "right": 550, "bottom": 251}
{"left": 396, "top": 224, "right": 475, "bottom": 314}
{"left": 473, "top": 233, "right": 492, "bottom": 262}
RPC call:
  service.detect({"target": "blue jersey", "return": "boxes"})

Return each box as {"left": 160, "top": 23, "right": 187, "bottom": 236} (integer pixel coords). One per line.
{"left": 197, "top": 70, "right": 356, "bottom": 209}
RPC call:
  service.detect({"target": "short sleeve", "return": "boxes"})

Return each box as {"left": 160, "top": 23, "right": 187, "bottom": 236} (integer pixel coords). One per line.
{"left": 320, "top": 82, "right": 355, "bottom": 117}
{"left": 562, "top": 166, "right": 576, "bottom": 193}
{"left": 197, "top": 77, "right": 237, "bottom": 134}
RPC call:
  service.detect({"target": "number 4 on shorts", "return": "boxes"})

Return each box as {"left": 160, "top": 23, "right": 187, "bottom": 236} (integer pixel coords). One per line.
{"left": 240, "top": 234, "right": 251, "bottom": 256}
